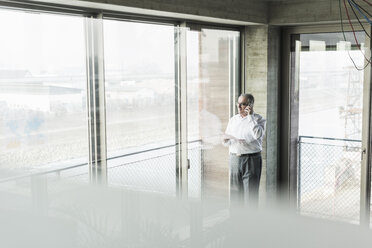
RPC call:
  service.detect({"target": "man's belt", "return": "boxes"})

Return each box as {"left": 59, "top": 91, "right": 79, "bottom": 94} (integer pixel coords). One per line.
{"left": 231, "top": 152, "right": 261, "bottom": 157}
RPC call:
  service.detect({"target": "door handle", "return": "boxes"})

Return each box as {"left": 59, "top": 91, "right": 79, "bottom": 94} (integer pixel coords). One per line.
{"left": 361, "top": 148, "right": 366, "bottom": 161}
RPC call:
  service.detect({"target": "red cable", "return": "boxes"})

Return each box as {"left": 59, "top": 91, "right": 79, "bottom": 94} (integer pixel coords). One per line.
{"left": 343, "top": 0, "right": 371, "bottom": 63}
{"left": 343, "top": 0, "right": 360, "bottom": 49}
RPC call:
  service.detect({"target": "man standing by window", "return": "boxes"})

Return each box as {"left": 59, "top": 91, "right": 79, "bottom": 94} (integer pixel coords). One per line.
{"left": 223, "top": 93, "right": 266, "bottom": 204}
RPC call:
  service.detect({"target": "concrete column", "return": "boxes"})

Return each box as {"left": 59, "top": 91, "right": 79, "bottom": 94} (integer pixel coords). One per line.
{"left": 244, "top": 25, "right": 280, "bottom": 204}
{"left": 266, "top": 27, "right": 280, "bottom": 201}
{"left": 269, "top": 0, "right": 371, "bottom": 25}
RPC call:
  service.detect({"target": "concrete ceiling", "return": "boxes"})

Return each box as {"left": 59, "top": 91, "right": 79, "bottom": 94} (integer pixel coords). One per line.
{"left": 264, "top": 0, "right": 323, "bottom": 2}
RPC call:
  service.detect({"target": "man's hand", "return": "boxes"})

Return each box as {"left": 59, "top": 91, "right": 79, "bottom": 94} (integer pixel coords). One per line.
{"left": 244, "top": 105, "right": 253, "bottom": 115}
{"left": 222, "top": 134, "right": 238, "bottom": 145}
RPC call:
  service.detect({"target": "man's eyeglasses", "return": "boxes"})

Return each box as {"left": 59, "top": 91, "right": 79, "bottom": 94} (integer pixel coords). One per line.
{"left": 236, "top": 102, "right": 248, "bottom": 107}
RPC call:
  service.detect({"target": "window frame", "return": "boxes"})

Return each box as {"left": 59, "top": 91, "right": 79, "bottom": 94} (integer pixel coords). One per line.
{"left": 0, "top": 2, "right": 244, "bottom": 197}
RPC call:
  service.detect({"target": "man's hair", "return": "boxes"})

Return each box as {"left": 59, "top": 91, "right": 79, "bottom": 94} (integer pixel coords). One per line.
{"left": 240, "top": 93, "right": 254, "bottom": 106}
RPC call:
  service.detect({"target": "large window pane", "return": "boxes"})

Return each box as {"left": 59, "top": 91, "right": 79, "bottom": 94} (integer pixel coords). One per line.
{"left": 104, "top": 20, "right": 176, "bottom": 193}
{"left": 0, "top": 9, "right": 88, "bottom": 177}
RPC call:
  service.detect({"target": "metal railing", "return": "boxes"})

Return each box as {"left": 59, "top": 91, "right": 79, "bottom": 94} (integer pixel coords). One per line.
{"left": 107, "top": 141, "right": 203, "bottom": 196}
{"left": 298, "top": 135, "right": 362, "bottom": 223}
{"left": 0, "top": 140, "right": 204, "bottom": 197}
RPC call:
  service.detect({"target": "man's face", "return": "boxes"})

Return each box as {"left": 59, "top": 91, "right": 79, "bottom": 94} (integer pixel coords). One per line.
{"left": 236, "top": 96, "right": 248, "bottom": 115}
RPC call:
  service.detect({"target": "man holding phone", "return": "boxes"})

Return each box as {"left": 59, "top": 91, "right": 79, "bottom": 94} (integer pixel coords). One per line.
{"left": 223, "top": 93, "right": 266, "bottom": 204}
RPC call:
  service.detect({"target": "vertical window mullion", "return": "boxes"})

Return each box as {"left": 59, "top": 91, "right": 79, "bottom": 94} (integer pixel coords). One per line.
{"left": 85, "top": 15, "right": 107, "bottom": 184}
{"left": 175, "top": 23, "right": 189, "bottom": 197}
{"left": 360, "top": 25, "right": 372, "bottom": 227}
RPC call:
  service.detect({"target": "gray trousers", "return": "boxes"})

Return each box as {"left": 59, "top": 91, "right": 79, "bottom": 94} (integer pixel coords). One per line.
{"left": 229, "top": 152, "right": 262, "bottom": 204}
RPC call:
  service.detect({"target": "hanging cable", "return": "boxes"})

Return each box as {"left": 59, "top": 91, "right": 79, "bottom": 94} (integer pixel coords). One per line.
{"left": 348, "top": 0, "right": 371, "bottom": 38}
{"left": 348, "top": 0, "right": 372, "bottom": 25}
{"left": 350, "top": 0, "right": 372, "bottom": 18}
{"left": 339, "top": 0, "right": 371, "bottom": 70}
{"left": 361, "top": 0, "right": 372, "bottom": 7}
{"left": 344, "top": 0, "right": 371, "bottom": 63}
{"left": 344, "top": 0, "right": 363, "bottom": 50}
{"left": 344, "top": 0, "right": 372, "bottom": 63}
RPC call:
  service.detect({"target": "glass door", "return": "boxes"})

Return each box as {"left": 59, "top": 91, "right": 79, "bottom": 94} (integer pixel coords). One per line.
{"left": 186, "top": 27, "right": 240, "bottom": 199}
{"left": 287, "top": 29, "right": 371, "bottom": 224}
{"left": 90, "top": 18, "right": 242, "bottom": 197}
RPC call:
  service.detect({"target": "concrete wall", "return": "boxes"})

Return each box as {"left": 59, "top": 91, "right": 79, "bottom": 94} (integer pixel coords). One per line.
{"left": 266, "top": 26, "right": 280, "bottom": 200}
{"left": 269, "top": 0, "right": 371, "bottom": 25}
{"left": 25, "top": 0, "right": 368, "bottom": 25}
{"left": 244, "top": 25, "right": 280, "bottom": 203}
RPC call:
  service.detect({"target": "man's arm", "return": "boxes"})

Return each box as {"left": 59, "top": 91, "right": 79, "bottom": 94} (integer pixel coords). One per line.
{"left": 242, "top": 114, "right": 266, "bottom": 144}
{"left": 251, "top": 115, "right": 266, "bottom": 140}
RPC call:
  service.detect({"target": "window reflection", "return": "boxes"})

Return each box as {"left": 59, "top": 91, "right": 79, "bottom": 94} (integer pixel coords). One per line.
{"left": 187, "top": 29, "right": 240, "bottom": 198}
{"left": 104, "top": 20, "right": 176, "bottom": 192}
{"left": 0, "top": 9, "right": 88, "bottom": 172}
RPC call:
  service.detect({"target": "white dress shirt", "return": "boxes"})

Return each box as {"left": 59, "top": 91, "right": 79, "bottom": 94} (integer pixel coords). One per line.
{"left": 224, "top": 112, "right": 266, "bottom": 154}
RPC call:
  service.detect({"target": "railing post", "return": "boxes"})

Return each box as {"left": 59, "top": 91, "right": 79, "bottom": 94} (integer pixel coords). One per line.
{"left": 297, "top": 136, "right": 302, "bottom": 211}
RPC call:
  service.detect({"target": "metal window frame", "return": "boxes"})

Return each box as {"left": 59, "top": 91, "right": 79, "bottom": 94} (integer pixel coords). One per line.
{"left": 281, "top": 23, "right": 372, "bottom": 224}
{"left": 239, "top": 27, "right": 246, "bottom": 111}
{"left": 85, "top": 14, "right": 107, "bottom": 184}
{"left": 99, "top": 14, "right": 243, "bottom": 195}
{"left": 231, "top": 28, "right": 243, "bottom": 118}
{"left": 0, "top": 0, "right": 96, "bottom": 16}
{"left": 181, "top": 23, "right": 242, "bottom": 199}
{"left": 0, "top": 2, "right": 244, "bottom": 195}
{"left": 174, "top": 22, "right": 189, "bottom": 197}
{"left": 0, "top": 5, "right": 104, "bottom": 183}
{"left": 185, "top": 22, "right": 242, "bottom": 119}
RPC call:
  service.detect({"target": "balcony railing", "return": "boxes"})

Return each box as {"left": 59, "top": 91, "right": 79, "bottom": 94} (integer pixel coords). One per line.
{"left": 0, "top": 140, "right": 204, "bottom": 198}
{"left": 298, "top": 136, "right": 362, "bottom": 223}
